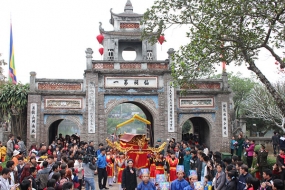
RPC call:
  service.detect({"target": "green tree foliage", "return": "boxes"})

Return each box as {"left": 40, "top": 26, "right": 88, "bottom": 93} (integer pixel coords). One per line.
{"left": 141, "top": 0, "right": 285, "bottom": 115}
{"left": 0, "top": 82, "right": 29, "bottom": 140}
{"left": 211, "top": 72, "right": 257, "bottom": 118}
{"left": 182, "top": 120, "right": 192, "bottom": 134}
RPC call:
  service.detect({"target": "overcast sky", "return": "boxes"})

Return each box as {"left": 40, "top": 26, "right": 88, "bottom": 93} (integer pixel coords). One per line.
{"left": 0, "top": 0, "right": 283, "bottom": 84}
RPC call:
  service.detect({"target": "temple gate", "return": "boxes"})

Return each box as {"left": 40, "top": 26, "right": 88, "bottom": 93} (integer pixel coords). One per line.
{"left": 27, "top": 0, "right": 233, "bottom": 151}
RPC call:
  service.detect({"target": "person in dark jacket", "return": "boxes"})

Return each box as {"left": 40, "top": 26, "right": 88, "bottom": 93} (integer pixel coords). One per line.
{"left": 260, "top": 169, "right": 273, "bottom": 190}
{"left": 190, "top": 150, "right": 198, "bottom": 170}
{"left": 237, "top": 164, "right": 253, "bottom": 190}
{"left": 226, "top": 170, "right": 237, "bottom": 190}
{"left": 121, "top": 159, "right": 137, "bottom": 190}
{"left": 276, "top": 148, "right": 285, "bottom": 182}
{"left": 272, "top": 132, "right": 280, "bottom": 156}
{"left": 257, "top": 144, "right": 268, "bottom": 180}
{"left": 36, "top": 161, "right": 50, "bottom": 190}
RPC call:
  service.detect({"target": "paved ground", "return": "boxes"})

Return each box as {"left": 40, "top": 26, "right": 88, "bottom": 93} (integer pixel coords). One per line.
{"left": 91, "top": 175, "right": 142, "bottom": 189}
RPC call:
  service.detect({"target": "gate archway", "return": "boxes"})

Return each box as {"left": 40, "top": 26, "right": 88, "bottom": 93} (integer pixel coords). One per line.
{"left": 180, "top": 115, "right": 213, "bottom": 149}
{"left": 45, "top": 115, "right": 83, "bottom": 145}
{"left": 106, "top": 101, "right": 155, "bottom": 146}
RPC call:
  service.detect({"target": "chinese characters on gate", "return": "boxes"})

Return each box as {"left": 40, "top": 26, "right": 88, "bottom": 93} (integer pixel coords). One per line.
{"left": 222, "top": 102, "right": 228, "bottom": 137}
{"left": 105, "top": 77, "right": 157, "bottom": 88}
{"left": 30, "top": 103, "right": 37, "bottom": 138}
{"left": 168, "top": 83, "right": 175, "bottom": 132}
{"left": 88, "top": 82, "right": 96, "bottom": 133}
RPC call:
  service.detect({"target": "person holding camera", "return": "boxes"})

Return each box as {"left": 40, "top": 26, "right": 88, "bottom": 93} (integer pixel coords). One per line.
{"left": 83, "top": 155, "right": 97, "bottom": 190}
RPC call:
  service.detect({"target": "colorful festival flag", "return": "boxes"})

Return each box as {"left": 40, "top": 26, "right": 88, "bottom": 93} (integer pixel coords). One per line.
{"left": 9, "top": 23, "right": 17, "bottom": 84}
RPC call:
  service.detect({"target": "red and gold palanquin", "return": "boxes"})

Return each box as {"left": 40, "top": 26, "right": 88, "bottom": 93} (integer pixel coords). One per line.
{"left": 106, "top": 133, "right": 166, "bottom": 169}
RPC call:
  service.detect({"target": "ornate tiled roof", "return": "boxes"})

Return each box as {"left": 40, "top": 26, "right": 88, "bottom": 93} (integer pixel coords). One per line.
{"left": 124, "top": 0, "right": 133, "bottom": 12}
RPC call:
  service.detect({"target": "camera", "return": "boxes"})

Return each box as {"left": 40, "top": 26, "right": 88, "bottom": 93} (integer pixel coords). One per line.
{"left": 82, "top": 154, "right": 96, "bottom": 164}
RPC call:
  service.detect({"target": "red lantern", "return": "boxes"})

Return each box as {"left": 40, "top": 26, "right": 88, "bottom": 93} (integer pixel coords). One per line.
{"left": 158, "top": 35, "right": 165, "bottom": 45}
{"left": 96, "top": 34, "right": 104, "bottom": 44}
{"left": 99, "top": 48, "right": 104, "bottom": 55}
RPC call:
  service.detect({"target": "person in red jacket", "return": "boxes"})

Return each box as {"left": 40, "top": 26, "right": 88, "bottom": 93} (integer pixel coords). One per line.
{"left": 246, "top": 140, "right": 255, "bottom": 168}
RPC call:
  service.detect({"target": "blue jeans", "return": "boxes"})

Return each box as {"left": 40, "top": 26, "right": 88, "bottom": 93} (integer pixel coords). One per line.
{"left": 85, "top": 177, "right": 95, "bottom": 190}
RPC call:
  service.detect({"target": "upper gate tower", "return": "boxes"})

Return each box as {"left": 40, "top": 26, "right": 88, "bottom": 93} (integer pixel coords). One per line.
{"left": 99, "top": 0, "right": 157, "bottom": 61}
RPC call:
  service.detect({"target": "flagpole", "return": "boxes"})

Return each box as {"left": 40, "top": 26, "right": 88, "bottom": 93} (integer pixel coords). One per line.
{"left": 8, "top": 14, "right": 17, "bottom": 84}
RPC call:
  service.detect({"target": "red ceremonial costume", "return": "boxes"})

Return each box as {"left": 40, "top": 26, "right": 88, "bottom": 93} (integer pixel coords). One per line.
{"left": 116, "top": 158, "right": 125, "bottom": 184}
{"left": 106, "top": 155, "right": 114, "bottom": 177}
{"left": 168, "top": 158, "right": 179, "bottom": 181}
{"left": 153, "top": 158, "right": 168, "bottom": 176}
{"left": 149, "top": 158, "right": 156, "bottom": 179}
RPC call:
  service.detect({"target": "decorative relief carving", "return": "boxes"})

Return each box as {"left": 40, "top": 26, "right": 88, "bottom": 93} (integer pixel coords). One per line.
{"left": 180, "top": 98, "right": 214, "bottom": 108}
{"left": 45, "top": 99, "right": 82, "bottom": 109}
{"left": 147, "top": 63, "right": 168, "bottom": 70}
{"left": 120, "top": 63, "right": 141, "bottom": 69}
{"left": 38, "top": 82, "right": 82, "bottom": 91}
{"left": 93, "top": 63, "right": 114, "bottom": 69}
{"left": 181, "top": 83, "right": 221, "bottom": 89}
{"left": 120, "top": 23, "right": 140, "bottom": 29}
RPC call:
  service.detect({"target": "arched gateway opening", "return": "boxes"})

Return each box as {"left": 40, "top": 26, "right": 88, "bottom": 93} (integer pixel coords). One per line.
{"left": 107, "top": 102, "right": 154, "bottom": 146}
{"left": 48, "top": 119, "right": 80, "bottom": 144}
{"left": 182, "top": 117, "right": 210, "bottom": 148}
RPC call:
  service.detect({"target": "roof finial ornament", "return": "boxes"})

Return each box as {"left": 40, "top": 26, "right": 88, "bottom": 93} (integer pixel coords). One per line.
{"left": 124, "top": 0, "right": 133, "bottom": 13}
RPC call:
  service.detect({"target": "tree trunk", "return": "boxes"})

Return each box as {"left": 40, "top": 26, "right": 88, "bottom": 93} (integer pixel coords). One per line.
{"left": 242, "top": 50, "right": 285, "bottom": 122}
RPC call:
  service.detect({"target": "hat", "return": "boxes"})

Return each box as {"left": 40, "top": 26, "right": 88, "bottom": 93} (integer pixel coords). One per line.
{"left": 140, "top": 168, "right": 149, "bottom": 175}
{"left": 185, "top": 147, "right": 191, "bottom": 151}
{"left": 176, "top": 165, "right": 184, "bottom": 173}
{"left": 74, "top": 160, "right": 79, "bottom": 167}
{"left": 189, "top": 170, "right": 197, "bottom": 177}
{"left": 13, "top": 150, "right": 20, "bottom": 157}
{"left": 157, "top": 139, "right": 161, "bottom": 142}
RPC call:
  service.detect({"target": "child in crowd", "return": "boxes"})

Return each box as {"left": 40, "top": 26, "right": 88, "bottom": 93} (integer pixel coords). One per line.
{"left": 171, "top": 165, "right": 189, "bottom": 190}
{"left": 137, "top": 168, "right": 156, "bottom": 190}
{"left": 184, "top": 170, "right": 198, "bottom": 190}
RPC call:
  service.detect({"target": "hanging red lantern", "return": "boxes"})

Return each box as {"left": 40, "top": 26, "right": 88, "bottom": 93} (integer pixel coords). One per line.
{"left": 99, "top": 48, "right": 104, "bottom": 55}
{"left": 96, "top": 34, "right": 104, "bottom": 44}
{"left": 158, "top": 35, "right": 165, "bottom": 45}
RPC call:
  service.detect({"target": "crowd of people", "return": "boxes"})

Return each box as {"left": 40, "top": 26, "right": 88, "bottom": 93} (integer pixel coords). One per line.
{"left": 0, "top": 133, "right": 285, "bottom": 190}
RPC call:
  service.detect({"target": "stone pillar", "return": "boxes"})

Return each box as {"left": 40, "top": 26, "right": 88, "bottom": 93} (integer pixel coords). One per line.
{"left": 30, "top": 72, "right": 36, "bottom": 92}
{"left": 222, "top": 72, "right": 229, "bottom": 91}
{"left": 86, "top": 48, "right": 93, "bottom": 70}
{"left": 167, "top": 48, "right": 175, "bottom": 69}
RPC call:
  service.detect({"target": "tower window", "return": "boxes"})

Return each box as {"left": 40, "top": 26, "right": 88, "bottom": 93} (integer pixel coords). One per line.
{"left": 108, "top": 49, "right": 114, "bottom": 61}
{"left": 147, "top": 50, "right": 153, "bottom": 60}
